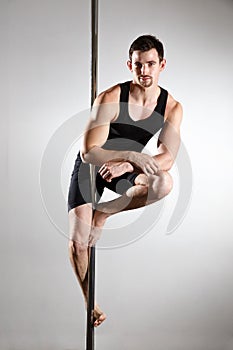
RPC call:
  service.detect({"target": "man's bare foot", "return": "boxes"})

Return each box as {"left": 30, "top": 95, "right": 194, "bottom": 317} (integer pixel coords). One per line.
{"left": 93, "top": 304, "right": 107, "bottom": 327}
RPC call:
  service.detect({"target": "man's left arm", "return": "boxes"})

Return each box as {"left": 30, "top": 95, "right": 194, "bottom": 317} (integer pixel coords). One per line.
{"left": 154, "top": 101, "right": 183, "bottom": 171}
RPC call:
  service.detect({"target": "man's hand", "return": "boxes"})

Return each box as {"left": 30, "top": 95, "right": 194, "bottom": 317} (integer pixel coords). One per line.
{"left": 99, "top": 161, "right": 134, "bottom": 182}
{"left": 129, "top": 152, "right": 160, "bottom": 176}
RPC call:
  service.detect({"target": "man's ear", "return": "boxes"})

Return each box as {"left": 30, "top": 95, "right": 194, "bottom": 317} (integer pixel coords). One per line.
{"left": 127, "top": 60, "right": 132, "bottom": 71}
{"left": 160, "top": 58, "right": 166, "bottom": 71}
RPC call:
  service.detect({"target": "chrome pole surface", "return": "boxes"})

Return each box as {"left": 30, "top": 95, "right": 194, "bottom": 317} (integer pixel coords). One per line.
{"left": 86, "top": 1, "right": 98, "bottom": 349}
{"left": 91, "top": 0, "right": 98, "bottom": 106}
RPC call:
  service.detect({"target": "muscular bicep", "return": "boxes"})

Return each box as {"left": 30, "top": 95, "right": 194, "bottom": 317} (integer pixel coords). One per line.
{"left": 81, "top": 94, "right": 119, "bottom": 155}
{"left": 157, "top": 102, "right": 183, "bottom": 162}
{"left": 82, "top": 121, "right": 110, "bottom": 154}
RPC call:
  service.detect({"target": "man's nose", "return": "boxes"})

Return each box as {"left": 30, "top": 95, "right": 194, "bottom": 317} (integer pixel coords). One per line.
{"left": 141, "top": 64, "right": 148, "bottom": 75}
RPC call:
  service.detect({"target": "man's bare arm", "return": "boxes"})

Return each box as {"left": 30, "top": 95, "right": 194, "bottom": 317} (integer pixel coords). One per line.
{"left": 153, "top": 100, "right": 183, "bottom": 171}
{"left": 81, "top": 88, "right": 132, "bottom": 166}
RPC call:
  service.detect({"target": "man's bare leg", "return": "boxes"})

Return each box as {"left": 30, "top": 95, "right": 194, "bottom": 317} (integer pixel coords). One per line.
{"left": 69, "top": 170, "right": 172, "bottom": 326}
{"left": 68, "top": 204, "right": 107, "bottom": 327}
{"left": 88, "top": 170, "right": 173, "bottom": 246}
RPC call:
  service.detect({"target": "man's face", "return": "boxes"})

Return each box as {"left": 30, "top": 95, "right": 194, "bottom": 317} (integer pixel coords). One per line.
{"left": 127, "top": 48, "right": 166, "bottom": 88}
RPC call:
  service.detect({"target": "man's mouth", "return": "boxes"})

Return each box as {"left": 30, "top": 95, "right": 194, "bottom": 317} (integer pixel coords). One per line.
{"left": 140, "top": 76, "right": 151, "bottom": 80}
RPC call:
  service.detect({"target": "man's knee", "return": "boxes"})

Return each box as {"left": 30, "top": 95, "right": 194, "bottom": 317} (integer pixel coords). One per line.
{"left": 132, "top": 171, "right": 172, "bottom": 200}
{"left": 151, "top": 170, "right": 173, "bottom": 200}
{"left": 157, "top": 170, "right": 173, "bottom": 198}
{"left": 69, "top": 239, "right": 88, "bottom": 255}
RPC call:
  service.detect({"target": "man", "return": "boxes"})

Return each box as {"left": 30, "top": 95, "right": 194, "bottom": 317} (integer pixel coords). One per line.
{"left": 68, "top": 34, "right": 182, "bottom": 327}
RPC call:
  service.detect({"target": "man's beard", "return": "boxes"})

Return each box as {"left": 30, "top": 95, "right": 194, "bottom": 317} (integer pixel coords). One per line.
{"left": 139, "top": 76, "right": 153, "bottom": 88}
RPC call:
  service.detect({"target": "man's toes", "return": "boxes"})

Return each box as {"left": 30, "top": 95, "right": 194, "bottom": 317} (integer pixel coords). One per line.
{"left": 94, "top": 312, "right": 106, "bottom": 327}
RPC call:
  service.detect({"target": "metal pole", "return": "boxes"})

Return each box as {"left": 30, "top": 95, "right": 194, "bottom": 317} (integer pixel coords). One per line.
{"left": 86, "top": 1, "right": 98, "bottom": 349}
{"left": 91, "top": 0, "right": 98, "bottom": 107}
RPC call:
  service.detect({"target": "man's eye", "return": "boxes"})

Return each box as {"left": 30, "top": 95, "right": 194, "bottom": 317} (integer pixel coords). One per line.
{"left": 134, "top": 63, "right": 142, "bottom": 68}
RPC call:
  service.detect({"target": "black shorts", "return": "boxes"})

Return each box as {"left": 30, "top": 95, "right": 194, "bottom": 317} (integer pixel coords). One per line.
{"left": 67, "top": 152, "right": 138, "bottom": 212}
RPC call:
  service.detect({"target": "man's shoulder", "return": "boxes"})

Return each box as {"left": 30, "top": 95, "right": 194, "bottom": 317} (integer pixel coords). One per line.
{"left": 165, "top": 92, "right": 183, "bottom": 124}
{"left": 166, "top": 93, "right": 182, "bottom": 113}
{"left": 96, "top": 83, "right": 121, "bottom": 104}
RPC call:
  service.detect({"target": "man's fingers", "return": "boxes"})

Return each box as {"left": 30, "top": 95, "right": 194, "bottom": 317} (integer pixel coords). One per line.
{"left": 99, "top": 166, "right": 109, "bottom": 177}
{"left": 98, "top": 166, "right": 106, "bottom": 174}
{"left": 102, "top": 170, "right": 111, "bottom": 179}
{"left": 144, "top": 161, "right": 159, "bottom": 175}
{"left": 149, "top": 159, "right": 160, "bottom": 173}
{"left": 99, "top": 164, "right": 106, "bottom": 173}
{"left": 99, "top": 164, "right": 115, "bottom": 179}
{"left": 102, "top": 172, "right": 112, "bottom": 182}
{"left": 99, "top": 164, "right": 109, "bottom": 175}
{"left": 144, "top": 166, "right": 154, "bottom": 176}
{"left": 105, "top": 175, "right": 112, "bottom": 182}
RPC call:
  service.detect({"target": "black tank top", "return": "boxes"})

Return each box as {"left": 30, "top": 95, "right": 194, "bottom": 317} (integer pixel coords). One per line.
{"left": 103, "top": 80, "right": 168, "bottom": 152}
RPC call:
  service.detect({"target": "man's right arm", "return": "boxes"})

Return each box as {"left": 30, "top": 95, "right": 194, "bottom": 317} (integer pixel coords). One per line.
{"left": 81, "top": 86, "right": 131, "bottom": 166}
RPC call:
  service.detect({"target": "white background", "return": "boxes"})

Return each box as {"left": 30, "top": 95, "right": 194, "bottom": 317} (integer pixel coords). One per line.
{"left": 2, "top": 0, "right": 233, "bottom": 349}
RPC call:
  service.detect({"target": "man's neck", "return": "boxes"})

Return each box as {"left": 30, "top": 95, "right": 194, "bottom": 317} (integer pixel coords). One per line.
{"left": 130, "top": 81, "right": 160, "bottom": 105}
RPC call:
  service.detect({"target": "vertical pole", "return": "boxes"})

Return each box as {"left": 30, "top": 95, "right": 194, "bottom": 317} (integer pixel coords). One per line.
{"left": 86, "top": 1, "right": 98, "bottom": 350}
{"left": 91, "top": 0, "right": 98, "bottom": 107}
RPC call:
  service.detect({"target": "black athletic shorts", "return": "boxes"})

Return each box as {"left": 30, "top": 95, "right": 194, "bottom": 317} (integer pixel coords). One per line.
{"left": 67, "top": 152, "right": 138, "bottom": 212}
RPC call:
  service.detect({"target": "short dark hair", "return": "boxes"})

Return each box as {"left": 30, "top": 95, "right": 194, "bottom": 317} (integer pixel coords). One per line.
{"left": 129, "top": 34, "right": 164, "bottom": 62}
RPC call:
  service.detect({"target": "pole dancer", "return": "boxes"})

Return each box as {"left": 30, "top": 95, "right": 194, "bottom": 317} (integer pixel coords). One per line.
{"left": 68, "top": 28, "right": 183, "bottom": 340}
